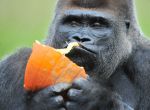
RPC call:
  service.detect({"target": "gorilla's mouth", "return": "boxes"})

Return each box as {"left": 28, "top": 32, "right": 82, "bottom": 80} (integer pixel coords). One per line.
{"left": 79, "top": 44, "right": 97, "bottom": 55}
{"left": 73, "top": 46, "right": 96, "bottom": 55}
{"left": 66, "top": 45, "right": 97, "bottom": 72}
{"left": 63, "top": 43, "right": 97, "bottom": 55}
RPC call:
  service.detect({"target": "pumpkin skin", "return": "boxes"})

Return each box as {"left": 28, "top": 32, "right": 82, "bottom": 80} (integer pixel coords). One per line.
{"left": 24, "top": 41, "right": 87, "bottom": 92}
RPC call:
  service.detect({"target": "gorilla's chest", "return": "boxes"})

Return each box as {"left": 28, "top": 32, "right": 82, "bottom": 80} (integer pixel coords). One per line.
{"left": 109, "top": 71, "right": 139, "bottom": 108}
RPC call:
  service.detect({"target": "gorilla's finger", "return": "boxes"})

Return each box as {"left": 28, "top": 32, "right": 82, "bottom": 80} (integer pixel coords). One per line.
{"left": 72, "top": 78, "right": 88, "bottom": 89}
{"left": 49, "top": 96, "right": 64, "bottom": 107}
{"left": 66, "top": 101, "right": 80, "bottom": 110}
{"left": 51, "top": 83, "right": 71, "bottom": 93}
{"left": 59, "top": 108, "right": 66, "bottom": 110}
{"left": 123, "top": 102, "right": 134, "bottom": 110}
{"left": 67, "top": 89, "right": 83, "bottom": 101}
{"left": 33, "top": 87, "right": 56, "bottom": 102}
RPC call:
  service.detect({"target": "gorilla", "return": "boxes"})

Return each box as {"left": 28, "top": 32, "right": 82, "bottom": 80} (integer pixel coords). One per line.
{"left": 0, "top": 0, "right": 150, "bottom": 110}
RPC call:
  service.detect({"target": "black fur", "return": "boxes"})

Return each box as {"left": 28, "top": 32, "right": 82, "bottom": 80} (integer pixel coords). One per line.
{"left": 0, "top": 0, "right": 150, "bottom": 110}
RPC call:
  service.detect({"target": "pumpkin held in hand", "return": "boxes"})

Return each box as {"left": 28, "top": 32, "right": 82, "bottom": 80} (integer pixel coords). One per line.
{"left": 24, "top": 41, "right": 87, "bottom": 91}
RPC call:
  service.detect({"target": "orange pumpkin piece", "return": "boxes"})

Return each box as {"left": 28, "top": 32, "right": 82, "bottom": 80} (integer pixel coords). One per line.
{"left": 24, "top": 41, "right": 87, "bottom": 91}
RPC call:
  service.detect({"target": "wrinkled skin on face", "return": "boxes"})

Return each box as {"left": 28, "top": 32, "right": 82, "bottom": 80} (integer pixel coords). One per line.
{"left": 49, "top": 6, "right": 132, "bottom": 78}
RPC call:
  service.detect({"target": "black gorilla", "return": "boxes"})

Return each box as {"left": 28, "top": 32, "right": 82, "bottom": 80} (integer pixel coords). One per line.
{"left": 0, "top": 0, "right": 150, "bottom": 110}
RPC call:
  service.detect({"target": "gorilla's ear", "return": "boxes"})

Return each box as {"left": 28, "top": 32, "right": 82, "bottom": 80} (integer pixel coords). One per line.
{"left": 125, "top": 20, "right": 130, "bottom": 31}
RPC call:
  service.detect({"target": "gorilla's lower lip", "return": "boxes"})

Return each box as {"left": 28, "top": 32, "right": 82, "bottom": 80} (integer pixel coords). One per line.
{"left": 66, "top": 45, "right": 97, "bottom": 72}
{"left": 79, "top": 45, "right": 97, "bottom": 55}
{"left": 71, "top": 46, "right": 97, "bottom": 57}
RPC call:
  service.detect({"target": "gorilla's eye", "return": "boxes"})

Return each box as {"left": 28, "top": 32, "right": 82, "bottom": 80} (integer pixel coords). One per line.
{"left": 91, "top": 21, "right": 108, "bottom": 28}
{"left": 93, "top": 22, "right": 101, "bottom": 27}
{"left": 90, "top": 17, "right": 109, "bottom": 28}
{"left": 62, "top": 15, "right": 81, "bottom": 27}
{"left": 70, "top": 20, "right": 80, "bottom": 27}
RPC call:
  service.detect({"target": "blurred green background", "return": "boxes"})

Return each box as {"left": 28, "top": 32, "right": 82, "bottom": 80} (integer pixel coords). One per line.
{"left": 0, "top": 0, "right": 150, "bottom": 58}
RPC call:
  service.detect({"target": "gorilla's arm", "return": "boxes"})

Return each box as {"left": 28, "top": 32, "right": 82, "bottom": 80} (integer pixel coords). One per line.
{"left": 0, "top": 48, "right": 69, "bottom": 110}
{"left": 0, "top": 48, "right": 134, "bottom": 110}
{"left": 0, "top": 48, "right": 31, "bottom": 110}
{"left": 127, "top": 44, "right": 150, "bottom": 110}
{"left": 66, "top": 77, "right": 134, "bottom": 110}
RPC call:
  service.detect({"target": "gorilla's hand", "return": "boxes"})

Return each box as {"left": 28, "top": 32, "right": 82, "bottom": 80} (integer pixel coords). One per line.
{"left": 27, "top": 83, "right": 71, "bottom": 110}
{"left": 66, "top": 78, "right": 130, "bottom": 110}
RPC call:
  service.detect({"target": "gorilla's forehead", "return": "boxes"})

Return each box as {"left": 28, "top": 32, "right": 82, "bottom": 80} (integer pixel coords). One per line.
{"left": 56, "top": 0, "right": 134, "bottom": 21}
{"left": 57, "top": 0, "right": 118, "bottom": 19}
{"left": 57, "top": 0, "right": 132, "bottom": 9}
{"left": 71, "top": 0, "right": 110, "bottom": 8}
{"left": 58, "top": 0, "right": 110, "bottom": 9}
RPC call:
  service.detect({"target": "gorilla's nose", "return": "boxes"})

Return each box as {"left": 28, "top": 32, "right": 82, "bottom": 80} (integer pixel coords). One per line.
{"left": 70, "top": 34, "right": 92, "bottom": 43}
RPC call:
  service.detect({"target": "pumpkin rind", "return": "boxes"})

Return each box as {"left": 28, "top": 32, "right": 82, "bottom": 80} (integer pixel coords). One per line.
{"left": 24, "top": 42, "right": 87, "bottom": 91}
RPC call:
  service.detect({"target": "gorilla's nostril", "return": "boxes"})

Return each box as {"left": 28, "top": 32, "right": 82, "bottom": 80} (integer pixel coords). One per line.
{"left": 72, "top": 36, "right": 91, "bottom": 42}
{"left": 72, "top": 36, "right": 81, "bottom": 41}
{"left": 81, "top": 38, "right": 91, "bottom": 42}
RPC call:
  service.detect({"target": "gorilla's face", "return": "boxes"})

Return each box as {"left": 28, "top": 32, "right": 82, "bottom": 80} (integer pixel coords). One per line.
{"left": 49, "top": 9, "right": 132, "bottom": 78}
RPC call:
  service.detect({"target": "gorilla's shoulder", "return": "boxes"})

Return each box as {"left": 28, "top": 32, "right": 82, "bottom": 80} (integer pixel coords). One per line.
{"left": 0, "top": 47, "right": 32, "bottom": 76}
{"left": 135, "top": 40, "right": 150, "bottom": 61}
{"left": 130, "top": 41, "right": 150, "bottom": 75}
{"left": 0, "top": 47, "right": 32, "bottom": 65}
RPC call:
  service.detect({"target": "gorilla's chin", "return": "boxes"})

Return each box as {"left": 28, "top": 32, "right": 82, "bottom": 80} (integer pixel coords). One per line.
{"left": 66, "top": 47, "right": 98, "bottom": 73}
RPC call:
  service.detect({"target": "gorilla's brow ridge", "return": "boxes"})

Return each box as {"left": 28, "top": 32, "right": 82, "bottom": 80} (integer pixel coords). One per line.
{"left": 63, "top": 9, "right": 115, "bottom": 21}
